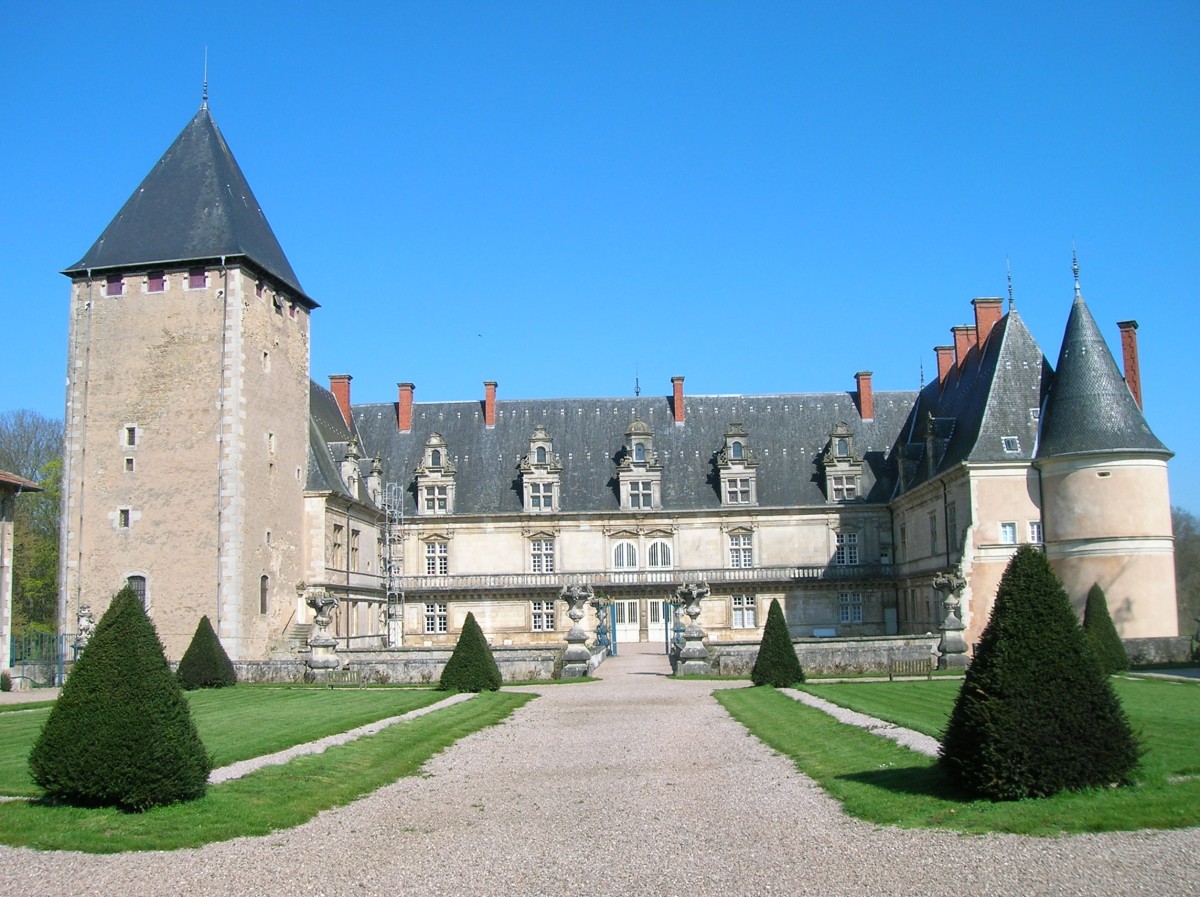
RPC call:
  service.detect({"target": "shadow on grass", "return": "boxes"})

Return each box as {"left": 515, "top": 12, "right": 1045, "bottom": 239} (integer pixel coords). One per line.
{"left": 835, "top": 762, "right": 974, "bottom": 802}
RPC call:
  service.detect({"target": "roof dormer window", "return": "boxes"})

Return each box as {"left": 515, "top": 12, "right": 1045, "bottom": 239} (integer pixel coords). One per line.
{"left": 520, "top": 425, "right": 563, "bottom": 513}
{"left": 415, "top": 433, "right": 456, "bottom": 515}
{"left": 718, "top": 423, "right": 759, "bottom": 507}
{"left": 822, "top": 422, "right": 864, "bottom": 503}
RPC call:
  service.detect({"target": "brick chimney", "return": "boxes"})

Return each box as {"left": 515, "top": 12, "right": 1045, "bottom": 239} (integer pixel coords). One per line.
{"left": 855, "top": 371, "right": 874, "bottom": 421}
{"left": 671, "top": 376, "right": 685, "bottom": 425}
{"left": 972, "top": 297, "right": 1003, "bottom": 347}
{"left": 1117, "top": 321, "right": 1143, "bottom": 409}
{"left": 329, "top": 374, "right": 352, "bottom": 427}
{"left": 397, "top": 382, "right": 414, "bottom": 432}
{"left": 484, "top": 381, "right": 498, "bottom": 428}
{"left": 935, "top": 345, "right": 955, "bottom": 388}
{"left": 952, "top": 325, "right": 977, "bottom": 368}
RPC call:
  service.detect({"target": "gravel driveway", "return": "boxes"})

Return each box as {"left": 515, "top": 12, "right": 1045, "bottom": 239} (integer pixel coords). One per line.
{"left": 0, "top": 643, "right": 1196, "bottom": 896}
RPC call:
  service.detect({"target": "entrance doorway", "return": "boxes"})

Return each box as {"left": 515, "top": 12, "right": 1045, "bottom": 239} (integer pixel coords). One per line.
{"left": 613, "top": 599, "right": 640, "bottom": 643}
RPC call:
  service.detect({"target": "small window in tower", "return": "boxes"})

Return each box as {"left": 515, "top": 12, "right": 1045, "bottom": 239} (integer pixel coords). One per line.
{"left": 256, "top": 280, "right": 264, "bottom": 298}
{"left": 118, "top": 508, "right": 131, "bottom": 529}
{"left": 273, "top": 295, "right": 284, "bottom": 315}
{"left": 188, "top": 267, "right": 206, "bottom": 289}
{"left": 1001, "top": 436, "right": 1020, "bottom": 453}
{"left": 124, "top": 457, "right": 135, "bottom": 473}
{"left": 123, "top": 425, "right": 137, "bottom": 448}
{"left": 288, "top": 302, "right": 297, "bottom": 319}
{"left": 105, "top": 274, "right": 123, "bottom": 296}
{"left": 147, "top": 271, "right": 165, "bottom": 292}
{"left": 260, "top": 575, "right": 269, "bottom": 614}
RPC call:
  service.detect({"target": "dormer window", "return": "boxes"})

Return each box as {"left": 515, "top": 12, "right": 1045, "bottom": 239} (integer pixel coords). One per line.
{"left": 618, "top": 418, "right": 662, "bottom": 511}
{"left": 520, "top": 425, "right": 562, "bottom": 513}
{"left": 717, "top": 423, "right": 759, "bottom": 507}
{"left": 415, "top": 433, "right": 456, "bottom": 515}
{"left": 822, "top": 422, "right": 864, "bottom": 503}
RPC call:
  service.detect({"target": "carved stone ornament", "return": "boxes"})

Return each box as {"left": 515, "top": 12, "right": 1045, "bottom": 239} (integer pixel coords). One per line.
{"left": 932, "top": 568, "right": 969, "bottom": 670}
{"left": 674, "top": 581, "right": 711, "bottom": 675}
{"left": 559, "top": 583, "right": 595, "bottom": 677}
{"left": 75, "top": 604, "right": 96, "bottom": 651}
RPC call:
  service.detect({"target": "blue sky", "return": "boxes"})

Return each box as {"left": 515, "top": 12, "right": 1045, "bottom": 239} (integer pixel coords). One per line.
{"left": 2, "top": 2, "right": 1197, "bottom": 509}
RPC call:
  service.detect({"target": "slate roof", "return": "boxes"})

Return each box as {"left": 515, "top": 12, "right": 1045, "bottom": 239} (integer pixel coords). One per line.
{"left": 897, "top": 310, "right": 1053, "bottom": 491}
{"left": 1037, "top": 295, "right": 1170, "bottom": 459}
{"left": 307, "top": 381, "right": 359, "bottom": 500}
{"left": 351, "top": 390, "right": 917, "bottom": 516}
{"left": 63, "top": 106, "right": 315, "bottom": 307}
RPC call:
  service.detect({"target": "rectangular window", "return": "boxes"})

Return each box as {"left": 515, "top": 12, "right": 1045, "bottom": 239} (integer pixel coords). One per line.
{"left": 118, "top": 508, "right": 131, "bottom": 529}
{"left": 531, "top": 600, "right": 556, "bottom": 632}
{"left": 831, "top": 475, "right": 857, "bottom": 501}
{"left": 188, "top": 267, "right": 206, "bottom": 289}
{"left": 929, "top": 512, "right": 938, "bottom": 554}
{"left": 531, "top": 539, "right": 555, "bottom": 573}
{"left": 127, "top": 575, "right": 147, "bottom": 607}
{"left": 947, "top": 503, "right": 957, "bottom": 553}
{"left": 124, "top": 425, "right": 137, "bottom": 448}
{"left": 424, "top": 485, "right": 448, "bottom": 512}
{"left": 731, "top": 594, "right": 757, "bottom": 629}
{"left": 729, "top": 534, "right": 753, "bottom": 568}
{"left": 1002, "top": 436, "right": 1021, "bottom": 453}
{"left": 725, "top": 477, "right": 751, "bottom": 504}
{"left": 838, "top": 592, "right": 863, "bottom": 624}
{"left": 899, "top": 523, "right": 907, "bottom": 561}
{"left": 1029, "top": 520, "right": 1044, "bottom": 544}
{"left": 999, "top": 521, "right": 1017, "bottom": 545}
{"left": 423, "top": 602, "right": 448, "bottom": 634}
{"left": 834, "top": 532, "right": 859, "bottom": 565}
{"left": 124, "top": 457, "right": 134, "bottom": 472}
{"left": 256, "top": 280, "right": 264, "bottom": 298}
{"left": 105, "top": 273, "right": 123, "bottom": 296}
{"left": 425, "top": 541, "right": 449, "bottom": 575}
{"left": 530, "top": 482, "right": 553, "bottom": 510}
{"left": 350, "top": 529, "right": 361, "bottom": 572}
{"left": 331, "top": 524, "right": 344, "bottom": 567}
{"left": 146, "top": 271, "right": 165, "bottom": 292}
{"left": 630, "top": 480, "right": 652, "bottom": 509}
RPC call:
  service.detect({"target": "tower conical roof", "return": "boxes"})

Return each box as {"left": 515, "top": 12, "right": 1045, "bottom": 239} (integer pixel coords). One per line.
{"left": 63, "top": 106, "right": 314, "bottom": 306}
{"left": 1037, "top": 295, "right": 1168, "bottom": 459}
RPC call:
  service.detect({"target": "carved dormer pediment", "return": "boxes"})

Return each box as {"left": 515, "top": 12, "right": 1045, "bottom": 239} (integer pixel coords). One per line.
{"left": 520, "top": 425, "right": 562, "bottom": 512}
{"left": 415, "top": 433, "right": 456, "bottom": 514}
{"left": 617, "top": 418, "right": 662, "bottom": 509}
{"left": 822, "top": 422, "right": 863, "bottom": 502}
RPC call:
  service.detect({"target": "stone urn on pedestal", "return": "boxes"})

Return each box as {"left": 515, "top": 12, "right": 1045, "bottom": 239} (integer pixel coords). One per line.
{"left": 932, "top": 569, "right": 969, "bottom": 670}
{"left": 305, "top": 589, "right": 342, "bottom": 671}
{"left": 560, "top": 584, "right": 595, "bottom": 678}
{"left": 675, "top": 582, "right": 711, "bottom": 675}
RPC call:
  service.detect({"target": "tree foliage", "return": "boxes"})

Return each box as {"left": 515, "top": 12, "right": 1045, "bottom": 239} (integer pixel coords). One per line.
{"left": 1083, "top": 583, "right": 1129, "bottom": 674}
{"left": 438, "top": 612, "right": 502, "bottom": 692}
{"left": 1174, "top": 506, "right": 1200, "bottom": 640}
{"left": 751, "top": 598, "right": 804, "bottom": 687}
{"left": 28, "top": 587, "right": 211, "bottom": 811}
{"left": 940, "top": 545, "right": 1139, "bottom": 800}
{"left": 0, "top": 410, "right": 63, "bottom": 631}
{"left": 177, "top": 615, "right": 238, "bottom": 690}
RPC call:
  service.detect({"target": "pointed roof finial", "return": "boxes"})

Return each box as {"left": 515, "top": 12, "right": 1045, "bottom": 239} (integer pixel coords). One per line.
{"left": 919, "top": 358, "right": 925, "bottom": 391}
{"left": 201, "top": 47, "right": 209, "bottom": 109}
{"left": 1006, "top": 256, "right": 1014, "bottom": 310}
{"left": 1072, "top": 244, "right": 1081, "bottom": 299}
{"left": 634, "top": 362, "right": 640, "bottom": 397}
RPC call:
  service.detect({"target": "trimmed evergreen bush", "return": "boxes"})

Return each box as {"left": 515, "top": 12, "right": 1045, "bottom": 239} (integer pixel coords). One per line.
{"left": 438, "top": 612, "right": 502, "bottom": 692}
{"left": 1, "top": 671, "right": 11, "bottom": 692}
{"left": 1083, "top": 583, "right": 1129, "bottom": 674}
{"left": 940, "top": 545, "right": 1139, "bottom": 800}
{"left": 177, "top": 615, "right": 238, "bottom": 690}
{"left": 751, "top": 599, "right": 804, "bottom": 687}
{"left": 28, "top": 587, "right": 211, "bottom": 811}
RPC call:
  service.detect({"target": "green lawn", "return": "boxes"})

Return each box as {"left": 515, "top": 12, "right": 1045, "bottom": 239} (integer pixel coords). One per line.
{"left": 0, "top": 686, "right": 446, "bottom": 798}
{"left": 717, "top": 678, "right": 1200, "bottom": 834}
{"left": 0, "top": 690, "right": 532, "bottom": 852}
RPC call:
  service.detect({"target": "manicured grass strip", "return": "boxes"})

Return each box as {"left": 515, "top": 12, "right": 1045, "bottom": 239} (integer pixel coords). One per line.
{"left": 716, "top": 686, "right": 1200, "bottom": 835}
{"left": 0, "top": 690, "right": 532, "bottom": 853}
{"left": 799, "top": 680, "right": 960, "bottom": 737}
{"left": 0, "top": 687, "right": 446, "bottom": 798}
{"left": 0, "top": 701, "right": 56, "bottom": 714}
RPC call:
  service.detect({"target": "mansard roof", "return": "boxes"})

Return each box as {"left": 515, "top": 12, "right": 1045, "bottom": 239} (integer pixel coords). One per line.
{"left": 352, "top": 390, "right": 916, "bottom": 516}
{"left": 1037, "top": 295, "right": 1169, "bottom": 459}
{"left": 898, "top": 310, "right": 1053, "bottom": 490}
{"left": 307, "top": 380, "right": 361, "bottom": 500}
{"left": 64, "top": 106, "right": 314, "bottom": 307}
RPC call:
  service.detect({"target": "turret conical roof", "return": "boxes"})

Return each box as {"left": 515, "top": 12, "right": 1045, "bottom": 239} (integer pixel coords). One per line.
{"left": 1037, "top": 295, "right": 1168, "bottom": 459}
{"left": 63, "top": 106, "right": 314, "bottom": 307}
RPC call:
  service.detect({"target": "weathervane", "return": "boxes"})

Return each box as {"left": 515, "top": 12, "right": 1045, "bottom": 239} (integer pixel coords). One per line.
{"left": 202, "top": 47, "right": 209, "bottom": 109}
{"left": 1072, "top": 245, "right": 1081, "bottom": 298}
{"left": 1006, "top": 257, "right": 1014, "bottom": 311}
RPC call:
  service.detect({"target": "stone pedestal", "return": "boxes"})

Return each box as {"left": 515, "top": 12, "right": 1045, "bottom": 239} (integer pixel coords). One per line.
{"left": 675, "top": 582, "right": 710, "bottom": 676}
{"left": 933, "top": 569, "right": 970, "bottom": 670}
{"left": 560, "top": 584, "right": 594, "bottom": 678}
{"left": 305, "top": 590, "right": 342, "bottom": 670}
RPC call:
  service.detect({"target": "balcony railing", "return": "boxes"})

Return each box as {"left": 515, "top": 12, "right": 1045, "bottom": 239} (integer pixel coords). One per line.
{"left": 391, "top": 563, "right": 894, "bottom": 595}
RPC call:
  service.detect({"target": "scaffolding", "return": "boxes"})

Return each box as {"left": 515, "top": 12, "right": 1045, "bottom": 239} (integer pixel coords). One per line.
{"left": 381, "top": 482, "right": 406, "bottom": 646}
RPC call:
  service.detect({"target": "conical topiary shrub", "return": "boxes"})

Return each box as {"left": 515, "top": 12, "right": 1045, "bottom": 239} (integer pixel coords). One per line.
{"left": 177, "top": 615, "right": 238, "bottom": 690}
{"left": 940, "top": 545, "right": 1139, "bottom": 800}
{"left": 439, "top": 611, "right": 502, "bottom": 692}
{"left": 1083, "top": 583, "right": 1130, "bottom": 675}
{"left": 29, "top": 587, "right": 211, "bottom": 810}
{"left": 751, "top": 599, "right": 804, "bottom": 687}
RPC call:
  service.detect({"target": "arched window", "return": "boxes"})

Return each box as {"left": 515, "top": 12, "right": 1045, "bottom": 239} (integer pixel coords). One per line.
{"left": 647, "top": 540, "right": 672, "bottom": 569}
{"left": 126, "top": 575, "right": 147, "bottom": 609}
{"left": 836, "top": 438, "right": 849, "bottom": 457}
{"left": 613, "top": 541, "right": 637, "bottom": 569}
{"left": 536, "top": 446, "right": 547, "bottom": 464}
{"left": 431, "top": 449, "right": 442, "bottom": 467}
{"left": 260, "top": 575, "right": 269, "bottom": 614}
{"left": 731, "top": 441, "right": 743, "bottom": 460}
{"left": 633, "top": 443, "right": 645, "bottom": 462}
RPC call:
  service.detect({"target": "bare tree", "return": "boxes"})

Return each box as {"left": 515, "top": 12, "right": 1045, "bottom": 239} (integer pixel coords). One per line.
{"left": 1174, "top": 506, "right": 1200, "bottom": 640}
{"left": 0, "top": 409, "right": 62, "bottom": 482}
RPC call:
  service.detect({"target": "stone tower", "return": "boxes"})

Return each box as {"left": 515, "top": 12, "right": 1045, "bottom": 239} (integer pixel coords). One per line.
{"left": 59, "top": 104, "right": 316, "bottom": 660}
{"left": 1035, "top": 291, "right": 1177, "bottom": 637}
